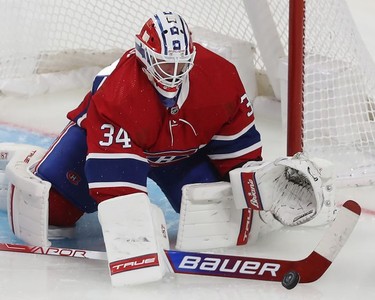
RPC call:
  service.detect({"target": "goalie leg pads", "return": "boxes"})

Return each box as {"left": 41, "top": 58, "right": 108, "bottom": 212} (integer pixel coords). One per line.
{"left": 176, "top": 182, "right": 283, "bottom": 250}
{"left": 5, "top": 144, "right": 52, "bottom": 246}
{"left": 0, "top": 143, "right": 45, "bottom": 211}
{"left": 98, "top": 193, "right": 170, "bottom": 286}
{"left": 229, "top": 153, "right": 336, "bottom": 226}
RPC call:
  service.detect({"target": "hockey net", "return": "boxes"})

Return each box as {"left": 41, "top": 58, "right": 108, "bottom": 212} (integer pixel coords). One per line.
{"left": 0, "top": 0, "right": 374, "bottom": 186}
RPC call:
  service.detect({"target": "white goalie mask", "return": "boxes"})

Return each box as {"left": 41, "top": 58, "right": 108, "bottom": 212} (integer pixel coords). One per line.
{"left": 135, "top": 11, "right": 196, "bottom": 93}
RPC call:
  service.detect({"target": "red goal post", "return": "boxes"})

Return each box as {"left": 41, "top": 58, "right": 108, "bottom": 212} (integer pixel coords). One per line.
{"left": 287, "top": 0, "right": 305, "bottom": 156}
{"left": 286, "top": 0, "right": 375, "bottom": 186}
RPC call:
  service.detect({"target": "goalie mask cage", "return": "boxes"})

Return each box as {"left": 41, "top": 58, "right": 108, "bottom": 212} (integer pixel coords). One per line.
{"left": 0, "top": 0, "right": 374, "bottom": 186}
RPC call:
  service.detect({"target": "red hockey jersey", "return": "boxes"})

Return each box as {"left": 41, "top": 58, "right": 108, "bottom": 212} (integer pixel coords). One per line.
{"left": 68, "top": 43, "right": 262, "bottom": 202}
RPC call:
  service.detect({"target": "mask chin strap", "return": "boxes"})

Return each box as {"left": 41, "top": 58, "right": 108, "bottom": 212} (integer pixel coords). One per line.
{"left": 155, "top": 82, "right": 182, "bottom": 108}
{"left": 153, "top": 77, "right": 180, "bottom": 94}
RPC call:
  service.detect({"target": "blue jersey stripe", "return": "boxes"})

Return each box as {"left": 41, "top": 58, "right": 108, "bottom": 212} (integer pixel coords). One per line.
{"left": 92, "top": 75, "right": 107, "bottom": 94}
{"left": 85, "top": 157, "right": 149, "bottom": 188}
{"left": 206, "top": 126, "right": 261, "bottom": 156}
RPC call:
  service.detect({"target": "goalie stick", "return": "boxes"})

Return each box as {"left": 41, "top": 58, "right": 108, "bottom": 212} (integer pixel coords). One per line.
{"left": 0, "top": 200, "right": 361, "bottom": 285}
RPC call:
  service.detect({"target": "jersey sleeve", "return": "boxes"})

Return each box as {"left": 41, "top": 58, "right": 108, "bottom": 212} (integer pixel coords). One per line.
{"left": 67, "top": 58, "right": 121, "bottom": 127}
{"left": 206, "top": 93, "right": 262, "bottom": 177}
{"left": 84, "top": 100, "right": 150, "bottom": 203}
{"left": 67, "top": 52, "right": 150, "bottom": 203}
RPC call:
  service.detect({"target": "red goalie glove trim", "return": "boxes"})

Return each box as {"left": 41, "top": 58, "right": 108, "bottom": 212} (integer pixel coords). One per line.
{"left": 240, "top": 172, "right": 263, "bottom": 210}
{"left": 236, "top": 208, "right": 253, "bottom": 245}
{"left": 109, "top": 253, "right": 159, "bottom": 275}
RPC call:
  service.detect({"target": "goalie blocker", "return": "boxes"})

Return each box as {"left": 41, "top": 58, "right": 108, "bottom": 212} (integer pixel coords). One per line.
{"left": 176, "top": 153, "right": 336, "bottom": 251}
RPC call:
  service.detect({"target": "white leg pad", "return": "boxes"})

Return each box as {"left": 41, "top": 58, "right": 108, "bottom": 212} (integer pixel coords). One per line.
{"left": 5, "top": 144, "right": 51, "bottom": 246}
{"left": 176, "top": 182, "right": 284, "bottom": 250}
{"left": 98, "top": 193, "right": 169, "bottom": 286}
{"left": 0, "top": 143, "right": 44, "bottom": 211}
{"left": 177, "top": 182, "right": 253, "bottom": 250}
{"left": 0, "top": 172, "right": 8, "bottom": 211}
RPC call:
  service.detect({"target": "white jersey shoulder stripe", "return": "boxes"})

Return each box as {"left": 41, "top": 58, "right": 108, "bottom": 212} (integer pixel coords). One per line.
{"left": 88, "top": 181, "right": 147, "bottom": 192}
{"left": 97, "top": 59, "right": 120, "bottom": 76}
{"left": 86, "top": 153, "right": 148, "bottom": 163}
{"left": 76, "top": 113, "right": 87, "bottom": 127}
{"left": 212, "top": 120, "right": 256, "bottom": 141}
{"left": 207, "top": 141, "right": 262, "bottom": 160}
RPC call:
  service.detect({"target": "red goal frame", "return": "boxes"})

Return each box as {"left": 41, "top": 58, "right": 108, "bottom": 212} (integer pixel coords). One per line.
{"left": 287, "top": 0, "right": 305, "bottom": 155}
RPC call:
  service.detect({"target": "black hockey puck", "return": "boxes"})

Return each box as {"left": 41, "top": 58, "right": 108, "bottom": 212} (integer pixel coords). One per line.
{"left": 281, "top": 270, "right": 300, "bottom": 290}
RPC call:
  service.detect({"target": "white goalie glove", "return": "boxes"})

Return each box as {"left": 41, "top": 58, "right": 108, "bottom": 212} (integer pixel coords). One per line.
{"left": 176, "top": 153, "right": 336, "bottom": 251}
{"left": 229, "top": 153, "right": 336, "bottom": 226}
